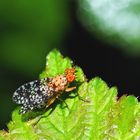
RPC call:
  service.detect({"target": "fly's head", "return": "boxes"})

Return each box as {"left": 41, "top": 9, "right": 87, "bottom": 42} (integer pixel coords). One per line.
{"left": 65, "top": 67, "right": 76, "bottom": 83}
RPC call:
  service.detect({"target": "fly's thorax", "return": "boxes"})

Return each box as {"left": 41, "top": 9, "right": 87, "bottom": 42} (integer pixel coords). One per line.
{"left": 48, "top": 74, "right": 68, "bottom": 92}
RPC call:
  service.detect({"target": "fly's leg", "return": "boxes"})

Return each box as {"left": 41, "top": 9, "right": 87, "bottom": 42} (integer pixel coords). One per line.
{"left": 66, "top": 86, "right": 90, "bottom": 102}
{"left": 65, "top": 86, "right": 76, "bottom": 92}
{"left": 57, "top": 97, "right": 70, "bottom": 112}
{"left": 46, "top": 97, "right": 57, "bottom": 108}
{"left": 77, "top": 93, "right": 90, "bottom": 103}
{"left": 27, "top": 97, "right": 58, "bottom": 126}
{"left": 27, "top": 115, "right": 44, "bottom": 126}
{"left": 69, "top": 93, "right": 90, "bottom": 102}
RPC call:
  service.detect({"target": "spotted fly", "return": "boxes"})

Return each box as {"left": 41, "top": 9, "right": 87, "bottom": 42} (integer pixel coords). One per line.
{"left": 13, "top": 68, "right": 76, "bottom": 114}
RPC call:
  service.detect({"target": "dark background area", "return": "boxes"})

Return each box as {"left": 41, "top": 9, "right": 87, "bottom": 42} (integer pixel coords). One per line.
{"left": 0, "top": 1, "right": 140, "bottom": 129}
{"left": 65, "top": 17, "right": 140, "bottom": 97}
{"left": 65, "top": 2, "right": 140, "bottom": 97}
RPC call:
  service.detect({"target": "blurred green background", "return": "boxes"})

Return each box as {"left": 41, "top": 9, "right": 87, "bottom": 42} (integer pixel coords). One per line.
{"left": 0, "top": 0, "right": 140, "bottom": 129}
{"left": 0, "top": 0, "right": 70, "bottom": 129}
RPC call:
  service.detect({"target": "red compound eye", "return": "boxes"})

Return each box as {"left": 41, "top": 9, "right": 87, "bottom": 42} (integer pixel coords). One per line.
{"left": 65, "top": 67, "right": 76, "bottom": 82}
{"left": 66, "top": 74, "right": 75, "bottom": 82}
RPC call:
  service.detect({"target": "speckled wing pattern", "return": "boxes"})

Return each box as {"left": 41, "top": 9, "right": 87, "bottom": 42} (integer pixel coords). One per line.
{"left": 12, "top": 78, "right": 54, "bottom": 114}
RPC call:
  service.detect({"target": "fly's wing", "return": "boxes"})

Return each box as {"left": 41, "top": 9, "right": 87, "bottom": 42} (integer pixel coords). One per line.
{"left": 12, "top": 78, "right": 53, "bottom": 114}
{"left": 28, "top": 78, "right": 52, "bottom": 107}
{"left": 12, "top": 82, "right": 34, "bottom": 105}
{"left": 13, "top": 80, "right": 40, "bottom": 104}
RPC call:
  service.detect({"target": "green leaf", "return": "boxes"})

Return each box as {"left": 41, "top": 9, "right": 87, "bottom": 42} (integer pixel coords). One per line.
{"left": 40, "top": 49, "right": 72, "bottom": 78}
{"left": 0, "top": 50, "right": 140, "bottom": 140}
